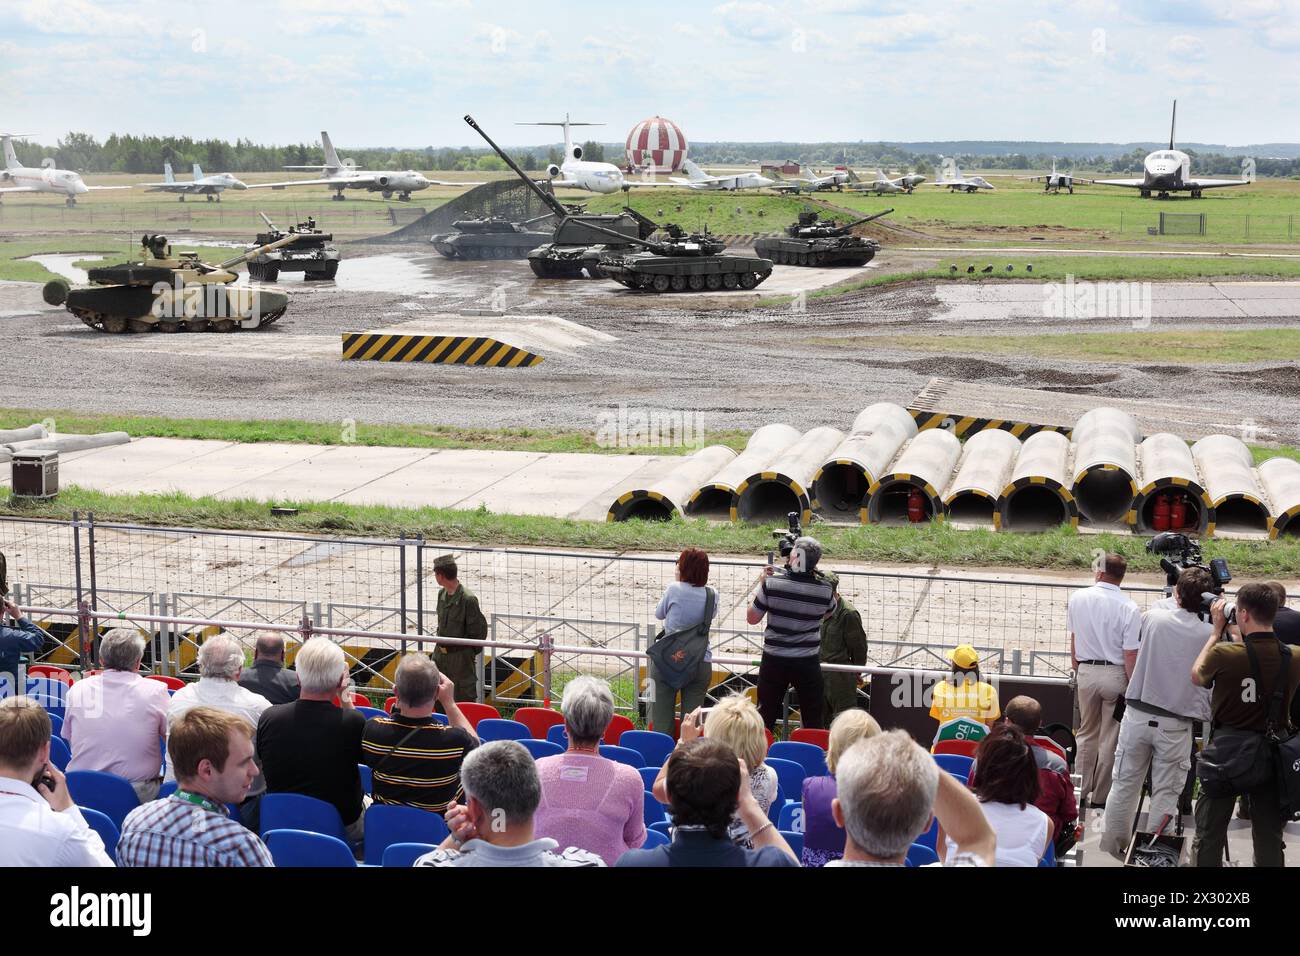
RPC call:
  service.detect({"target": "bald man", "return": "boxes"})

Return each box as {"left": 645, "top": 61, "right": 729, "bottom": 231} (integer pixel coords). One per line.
{"left": 238, "top": 632, "right": 301, "bottom": 706}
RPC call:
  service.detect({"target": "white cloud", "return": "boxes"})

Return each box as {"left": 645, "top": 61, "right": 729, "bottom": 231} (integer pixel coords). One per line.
{"left": 711, "top": 1, "right": 790, "bottom": 42}
{"left": 17, "top": 0, "right": 160, "bottom": 37}
{"left": 1167, "top": 33, "right": 1207, "bottom": 58}
{"left": 851, "top": 12, "right": 952, "bottom": 49}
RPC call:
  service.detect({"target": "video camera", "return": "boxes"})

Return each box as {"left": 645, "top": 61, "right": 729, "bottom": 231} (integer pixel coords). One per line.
{"left": 1146, "top": 531, "right": 1234, "bottom": 622}
{"left": 771, "top": 511, "right": 802, "bottom": 560}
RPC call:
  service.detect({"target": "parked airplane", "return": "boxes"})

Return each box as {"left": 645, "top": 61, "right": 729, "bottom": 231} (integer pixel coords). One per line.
{"left": 930, "top": 158, "right": 995, "bottom": 192}
{"left": 521, "top": 116, "right": 673, "bottom": 193}
{"left": 1084, "top": 101, "right": 1250, "bottom": 199}
{"left": 850, "top": 168, "right": 927, "bottom": 194}
{"left": 1022, "top": 158, "right": 1079, "bottom": 194}
{"left": 0, "top": 135, "right": 130, "bottom": 206}
{"left": 143, "top": 162, "right": 247, "bottom": 201}
{"left": 249, "top": 132, "right": 476, "bottom": 201}
{"left": 669, "top": 159, "right": 773, "bottom": 191}
{"left": 769, "top": 165, "right": 842, "bottom": 193}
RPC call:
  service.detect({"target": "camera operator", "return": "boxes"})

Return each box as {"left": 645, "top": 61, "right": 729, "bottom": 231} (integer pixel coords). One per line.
{"left": 1190, "top": 583, "right": 1300, "bottom": 867}
{"left": 747, "top": 536, "right": 835, "bottom": 732}
{"left": 1099, "top": 567, "right": 1213, "bottom": 860}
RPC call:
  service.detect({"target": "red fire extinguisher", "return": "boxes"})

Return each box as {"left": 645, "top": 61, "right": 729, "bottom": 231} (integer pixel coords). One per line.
{"left": 1170, "top": 493, "right": 1187, "bottom": 531}
{"left": 1152, "top": 493, "right": 1171, "bottom": 532}
{"left": 907, "top": 487, "right": 925, "bottom": 523}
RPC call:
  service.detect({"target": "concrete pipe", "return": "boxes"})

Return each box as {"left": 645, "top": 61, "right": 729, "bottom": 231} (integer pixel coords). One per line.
{"left": 997, "top": 431, "right": 1078, "bottom": 532}
{"left": 734, "top": 426, "right": 846, "bottom": 525}
{"left": 862, "top": 428, "right": 961, "bottom": 525}
{"left": 1070, "top": 407, "right": 1140, "bottom": 526}
{"left": 1132, "top": 433, "right": 1212, "bottom": 534}
{"left": 1259, "top": 457, "right": 1300, "bottom": 539}
{"left": 607, "top": 445, "right": 738, "bottom": 522}
{"left": 1190, "top": 435, "right": 1270, "bottom": 535}
{"left": 0, "top": 424, "right": 48, "bottom": 445}
{"left": 686, "top": 423, "right": 801, "bottom": 519}
{"left": 812, "top": 402, "right": 917, "bottom": 518}
{"left": 943, "top": 430, "right": 1022, "bottom": 527}
{"left": 5, "top": 432, "right": 131, "bottom": 455}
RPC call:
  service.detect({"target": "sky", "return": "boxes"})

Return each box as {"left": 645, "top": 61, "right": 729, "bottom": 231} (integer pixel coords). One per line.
{"left": 2, "top": 0, "right": 1298, "bottom": 150}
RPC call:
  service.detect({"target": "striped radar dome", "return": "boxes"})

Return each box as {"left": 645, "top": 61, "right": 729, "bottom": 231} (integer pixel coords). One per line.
{"left": 625, "top": 116, "right": 688, "bottom": 173}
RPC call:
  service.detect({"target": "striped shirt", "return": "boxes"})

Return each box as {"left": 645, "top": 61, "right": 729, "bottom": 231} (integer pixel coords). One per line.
{"left": 361, "top": 714, "right": 477, "bottom": 813}
{"left": 753, "top": 571, "right": 835, "bottom": 659}
{"left": 117, "top": 795, "right": 273, "bottom": 867}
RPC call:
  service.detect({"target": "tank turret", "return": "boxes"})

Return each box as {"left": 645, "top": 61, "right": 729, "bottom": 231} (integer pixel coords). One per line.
{"left": 755, "top": 207, "right": 892, "bottom": 267}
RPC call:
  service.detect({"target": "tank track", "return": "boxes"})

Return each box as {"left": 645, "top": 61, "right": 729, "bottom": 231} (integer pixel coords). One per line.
{"left": 602, "top": 268, "right": 771, "bottom": 292}
{"left": 69, "top": 305, "right": 288, "bottom": 333}
{"left": 763, "top": 248, "right": 876, "bottom": 267}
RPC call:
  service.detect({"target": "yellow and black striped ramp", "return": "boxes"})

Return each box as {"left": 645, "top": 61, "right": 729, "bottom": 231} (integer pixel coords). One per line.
{"left": 341, "top": 331, "right": 542, "bottom": 366}
{"left": 909, "top": 409, "right": 1069, "bottom": 440}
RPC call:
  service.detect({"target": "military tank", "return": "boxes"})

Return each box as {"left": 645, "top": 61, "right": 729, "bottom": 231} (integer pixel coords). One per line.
{"left": 587, "top": 222, "right": 773, "bottom": 292}
{"left": 463, "top": 114, "right": 660, "bottom": 279}
{"left": 431, "top": 212, "right": 556, "bottom": 260}
{"left": 245, "top": 214, "right": 340, "bottom": 282}
{"left": 42, "top": 232, "right": 297, "bottom": 333}
{"left": 754, "top": 208, "right": 893, "bottom": 266}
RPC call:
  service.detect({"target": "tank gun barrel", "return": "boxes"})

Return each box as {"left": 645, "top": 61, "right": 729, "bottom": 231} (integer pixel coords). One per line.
{"left": 259, "top": 212, "right": 276, "bottom": 229}
{"left": 218, "top": 232, "right": 302, "bottom": 269}
{"left": 463, "top": 114, "right": 569, "bottom": 220}
{"left": 849, "top": 207, "right": 894, "bottom": 227}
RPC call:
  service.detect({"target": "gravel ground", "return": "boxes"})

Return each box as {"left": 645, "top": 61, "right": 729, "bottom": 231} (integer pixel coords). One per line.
{"left": 3, "top": 242, "right": 1299, "bottom": 438}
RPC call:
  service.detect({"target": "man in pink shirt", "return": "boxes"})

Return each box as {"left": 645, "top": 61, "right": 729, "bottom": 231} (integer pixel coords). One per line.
{"left": 63, "top": 628, "right": 170, "bottom": 802}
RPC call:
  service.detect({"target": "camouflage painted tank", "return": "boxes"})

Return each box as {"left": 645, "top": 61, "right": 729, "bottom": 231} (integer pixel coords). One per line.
{"left": 42, "top": 232, "right": 295, "bottom": 333}
{"left": 245, "top": 214, "right": 339, "bottom": 281}
{"left": 754, "top": 208, "right": 892, "bottom": 267}
{"left": 430, "top": 212, "right": 555, "bottom": 260}
{"left": 592, "top": 223, "right": 774, "bottom": 292}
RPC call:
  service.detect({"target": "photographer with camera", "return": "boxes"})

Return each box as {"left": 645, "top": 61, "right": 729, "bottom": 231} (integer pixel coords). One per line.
{"left": 747, "top": 530, "right": 835, "bottom": 732}
{"left": 1190, "top": 583, "right": 1300, "bottom": 867}
{"left": 1099, "top": 567, "right": 1213, "bottom": 860}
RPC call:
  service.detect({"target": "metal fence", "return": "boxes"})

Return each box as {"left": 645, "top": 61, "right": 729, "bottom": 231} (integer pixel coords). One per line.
{"left": 1116, "top": 210, "right": 1298, "bottom": 241}
{"left": 3, "top": 513, "right": 1180, "bottom": 711}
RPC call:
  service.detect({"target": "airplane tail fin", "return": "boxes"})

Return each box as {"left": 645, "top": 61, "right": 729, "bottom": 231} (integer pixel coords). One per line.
{"left": 682, "top": 159, "right": 708, "bottom": 181}
{"left": 1169, "top": 99, "right": 1177, "bottom": 150}
{"left": 192, "top": 163, "right": 203, "bottom": 181}
{"left": 163, "top": 162, "right": 174, "bottom": 183}
{"left": 321, "top": 131, "right": 342, "bottom": 171}
{"left": 2, "top": 136, "right": 18, "bottom": 171}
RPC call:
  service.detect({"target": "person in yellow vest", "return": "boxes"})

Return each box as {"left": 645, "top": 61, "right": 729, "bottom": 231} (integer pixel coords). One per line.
{"left": 929, "top": 645, "right": 1000, "bottom": 727}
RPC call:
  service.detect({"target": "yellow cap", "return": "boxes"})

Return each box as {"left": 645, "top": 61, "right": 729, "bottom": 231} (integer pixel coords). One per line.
{"left": 946, "top": 644, "right": 980, "bottom": 669}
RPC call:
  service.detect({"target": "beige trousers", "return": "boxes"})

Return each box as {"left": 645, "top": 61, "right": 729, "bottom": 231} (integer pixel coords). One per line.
{"left": 1075, "top": 663, "right": 1127, "bottom": 807}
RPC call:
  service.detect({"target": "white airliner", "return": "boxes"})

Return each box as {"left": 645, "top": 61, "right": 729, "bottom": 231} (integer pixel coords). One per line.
{"left": 669, "top": 159, "right": 774, "bottom": 191}
{"left": 143, "top": 162, "right": 247, "bottom": 201}
{"left": 249, "top": 132, "right": 479, "bottom": 201}
{"left": 1084, "top": 101, "right": 1251, "bottom": 199}
{"left": 930, "top": 157, "right": 996, "bottom": 192}
{"left": 521, "top": 116, "right": 674, "bottom": 193}
{"left": 0, "top": 135, "right": 130, "bottom": 206}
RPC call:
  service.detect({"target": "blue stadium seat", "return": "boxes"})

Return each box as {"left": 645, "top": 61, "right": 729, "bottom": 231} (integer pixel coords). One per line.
{"left": 47, "top": 712, "right": 63, "bottom": 737}
{"left": 382, "top": 842, "right": 437, "bottom": 867}
{"left": 779, "top": 830, "right": 803, "bottom": 858}
{"left": 649, "top": 820, "right": 673, "bottom": 837}
{"left": 915, "top": 817, "right": 939, "bottom": 852}
{"left": 430, "top": 713, "right": 449, "bottom": 726}
{"left": 1040, "top": 838, "right": 1056, "bottom": 867}
{"left": 475, "top": 718, "right": 531, "bottom": 742}
{"left": 777, "top": 801, "right": 803, "bottom": 833}
{"left": 355, "top": 706, "right": 388, "bottom": 722}
{"left": 357, "top": 764, "right": 373, "bottom": 797}
{"left": 546, "top": 724, "right": 570, "bottom": 750}
{"left": 641, "top": 828, "right": 669, "bottom": 849}
{"left": 620, "top": 730, "right": 675, "bottom": 768}
{"left": 906, "top": 842, "right": 939, "bottom": 867}
{"left": 519, "top": 738, "right": 564, "bottom": 760}
{"left": 643, "top": 790, "right": 666, "bottom": 828}
{"left": 363, "top": 803, "right": 450, "bottom": 866}
{"left": 933, "top": 753, "right": 974, "bottom": 782}
{"left": 26, "top": 677, "right": 68, "bottom": 721}
{"left": 599, "top": 744, "right": 645, "bottom": 769}
{"left": 265, "top": 829, "right": 356, "bottom": 867}
{"left": 764, "top": 757, "right": 806, "bottom": 804}
{"left": 65, "top": 770, "right": 141, "bottom": 829}
{"left": 259, "top": 793, "right": 347, "bottom": 842}
{"left": 158, "top": 781, "right": 178, "bottom": 800}
{"left": 79, "top": 806, "right": 120, "bottom": 857}
{"left": 769, "top": 741, "right": 828, "bottom": 780}
{"left": 638, "top": 766, "right": 661, "bottom": 792}
{"left": 48, "top": 735, "right": 72, "bottom": 772}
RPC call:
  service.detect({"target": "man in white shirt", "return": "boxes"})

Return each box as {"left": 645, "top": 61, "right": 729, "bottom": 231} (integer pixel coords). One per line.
{"left": 1100, "top": 567, "right": 1212, "bottom": 858}
{"left": 0, "top": 697, "right": 114, "bottom": 867}
{"left": 167, "top": 634, "right": 271, "bottom": 821}
{"left": 1067, "top": 552, "right": 1140, "bottom": 810}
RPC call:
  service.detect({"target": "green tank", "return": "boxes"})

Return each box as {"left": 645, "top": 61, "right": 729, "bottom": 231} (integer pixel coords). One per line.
{"left": 245, "top": 214, "right": 340, "bottom": 281}
{"left": 754, "top": 208, "right": 892, "bottom": 266}
{"left": 589, "top": 223, "right": 774, "bottom": 292}
{"left": 430, "top": 212, "right": 556, "bottom": 260}
{"left": 41, "top": 232, "right": 295, "bottom": 333}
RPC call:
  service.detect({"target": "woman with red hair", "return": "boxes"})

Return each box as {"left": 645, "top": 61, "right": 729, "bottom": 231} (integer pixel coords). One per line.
{"left": 649, "top": 549, "right": 717, "bottom": 735}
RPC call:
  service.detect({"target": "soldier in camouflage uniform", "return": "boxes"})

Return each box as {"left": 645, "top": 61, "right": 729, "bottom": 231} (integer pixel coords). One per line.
{"left": 818, "top": 571, "right": 868, "bottom": 721}
{"left": 433, "top": 554, "right": 488, "bottom": 703}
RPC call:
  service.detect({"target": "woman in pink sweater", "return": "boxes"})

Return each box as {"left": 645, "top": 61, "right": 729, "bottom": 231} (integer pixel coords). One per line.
{"left": 533, "top": 676, "right": 647, "bottom": 865}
